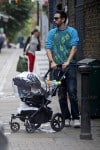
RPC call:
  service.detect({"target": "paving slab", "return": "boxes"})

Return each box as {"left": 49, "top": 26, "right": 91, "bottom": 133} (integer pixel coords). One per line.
{"left": 0, "top": 48, "right": 100, "bottom": 150}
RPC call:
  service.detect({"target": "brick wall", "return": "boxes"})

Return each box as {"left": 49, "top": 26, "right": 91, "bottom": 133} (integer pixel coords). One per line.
{"left": 67, "top": 0, "right": 75, "bottom": 27}
{"left": 67, "top": 0, "right": 100, "bottom": 60}
{"left": 67, "top": 0, "right": 84, "bottom": 60}
{"left": 83, "top": 0, "right": 100, "bottom": 59}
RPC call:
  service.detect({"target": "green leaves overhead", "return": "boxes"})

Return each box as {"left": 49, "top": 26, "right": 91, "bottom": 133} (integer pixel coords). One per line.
{"left": 0, "top": 0, "right": 35, "bottom": 41}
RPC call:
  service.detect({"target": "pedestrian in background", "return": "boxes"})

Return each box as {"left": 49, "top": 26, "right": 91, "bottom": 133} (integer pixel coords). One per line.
{"left": 45, "top": 10, "right": 80, "bottom": 127}
{"left": 17, "top": 34, "right": 24, "bottom": 48}
{"left": 23, "top": 29, "right": 40, "bottom": 72}
{"left": 0, "top": 30, "right": 6, "bottom": 53}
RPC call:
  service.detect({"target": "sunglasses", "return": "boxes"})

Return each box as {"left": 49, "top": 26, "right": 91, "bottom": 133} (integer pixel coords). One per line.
{"left": 53, "top": 17, "right": 60, "bottom": 20}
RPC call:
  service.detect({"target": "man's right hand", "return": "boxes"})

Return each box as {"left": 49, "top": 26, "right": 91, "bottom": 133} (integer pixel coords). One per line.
{"left": 50, "top": 61, "right": 57, "bottom": 69}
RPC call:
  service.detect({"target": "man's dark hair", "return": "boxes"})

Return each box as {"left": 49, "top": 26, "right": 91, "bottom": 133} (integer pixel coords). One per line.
{"left": 55, "top": 10, "right": 68, "bottom": 23}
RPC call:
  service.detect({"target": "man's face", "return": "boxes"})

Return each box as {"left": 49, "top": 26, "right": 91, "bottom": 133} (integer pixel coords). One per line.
{"left": 53, "top": 13, "right": 64, "bottom": 27}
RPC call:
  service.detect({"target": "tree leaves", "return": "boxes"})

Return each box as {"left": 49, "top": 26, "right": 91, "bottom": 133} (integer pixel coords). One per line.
{"left": 0, "top": 0, "right": 35, "bottom": 41}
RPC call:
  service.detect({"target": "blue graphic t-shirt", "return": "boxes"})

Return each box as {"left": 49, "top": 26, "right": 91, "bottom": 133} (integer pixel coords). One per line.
{"left": 45, "top": 26, "right": 79, "bottom": 64}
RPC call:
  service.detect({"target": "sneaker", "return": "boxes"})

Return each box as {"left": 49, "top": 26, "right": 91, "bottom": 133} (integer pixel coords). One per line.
{"left": 73, "top": 119, "right": 80, "bottom": 128}
{"left": 65, "top": 119, "right": 71, "bottom": 127}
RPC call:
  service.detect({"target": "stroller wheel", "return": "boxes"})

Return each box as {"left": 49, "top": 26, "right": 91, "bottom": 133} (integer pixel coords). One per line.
{"left": 25, "top": 122, "right": 35, "bottom": 133}
{"left": 51, "top": 113, "right": 65, "bottom": 132}
{"left": 34, "top": 123, "right": 41, "bottom": 129}
{"left": 10, "top": 122, "right": 20, "bottom": 132}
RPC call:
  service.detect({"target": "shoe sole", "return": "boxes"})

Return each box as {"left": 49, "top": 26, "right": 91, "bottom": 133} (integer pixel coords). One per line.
{"left": 73, "top": 125, "right": 80, "bottom": 128}
{"left": 65, "top": 125, "right": 71, "bottom": 127}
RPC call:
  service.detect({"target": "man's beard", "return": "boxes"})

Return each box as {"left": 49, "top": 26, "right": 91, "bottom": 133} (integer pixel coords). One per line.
{"left": 56, "top": 23, "right": 62, "bottom": 28}
{"left": 57, "top": 24, "right": 60, "bottom": 27}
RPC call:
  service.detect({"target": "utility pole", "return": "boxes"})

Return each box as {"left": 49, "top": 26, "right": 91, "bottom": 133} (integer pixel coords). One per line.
{"left": 37, "top": 1, "right": 39, "bottom": 26}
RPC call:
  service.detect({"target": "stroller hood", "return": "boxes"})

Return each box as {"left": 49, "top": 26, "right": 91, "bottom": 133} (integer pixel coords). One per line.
{"left": 13, "top": 72, "right": 41, "bottom": 89}
{"left": 13, "top": 72, "right": 48, "bottom": 99}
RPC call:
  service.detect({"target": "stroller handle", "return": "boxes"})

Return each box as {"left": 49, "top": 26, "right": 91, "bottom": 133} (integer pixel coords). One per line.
{"left": 44, "top": 68, "right": 52, "bottom": 79}
{"left": 44, "top": 64, "right": 65, "bottom": 79}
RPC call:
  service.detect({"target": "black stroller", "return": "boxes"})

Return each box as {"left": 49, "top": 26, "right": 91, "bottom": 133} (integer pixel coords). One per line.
{"left": 10, "top": 66, "right": 66, "bottom": 133}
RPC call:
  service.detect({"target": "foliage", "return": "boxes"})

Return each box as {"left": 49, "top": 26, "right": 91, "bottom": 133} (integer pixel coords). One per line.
{"left": 0, "top": 0, "right": 36, "bottom": 42}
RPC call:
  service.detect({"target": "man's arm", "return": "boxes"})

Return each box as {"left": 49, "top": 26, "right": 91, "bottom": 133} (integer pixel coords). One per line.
{"left": 63, "top": 28, "right": 79, "bottom": 68}
{"left": 46, "top": 49, "right": 54, "bottom": 63}
{"left": 63, "top": 46, "right": 77, "bottom": 68}
{"left": 46, "top": 29, "right": 57, "bottom": 68}
{"left": 46, "top": 49, "right": 57, "bottom": 68}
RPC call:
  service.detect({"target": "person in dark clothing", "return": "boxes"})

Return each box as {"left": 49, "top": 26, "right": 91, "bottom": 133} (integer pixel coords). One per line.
{"left": 17, "top": 35, "right": 24, "bottom": 48}
{"left": 0, "top": 33, "right": 6, "bottom": 53}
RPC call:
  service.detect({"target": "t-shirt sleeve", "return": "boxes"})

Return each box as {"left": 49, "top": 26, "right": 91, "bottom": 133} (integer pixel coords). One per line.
{"left": 70, "top": 28, "right": 79, "bottom": 47}
{"left": 45, "top": 30, "right": 53, "bottom": 50}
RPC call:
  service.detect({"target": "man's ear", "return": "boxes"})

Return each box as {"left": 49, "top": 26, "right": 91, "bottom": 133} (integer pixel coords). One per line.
{"left": 62, "top": 18, "right": 65, "bottom": 23}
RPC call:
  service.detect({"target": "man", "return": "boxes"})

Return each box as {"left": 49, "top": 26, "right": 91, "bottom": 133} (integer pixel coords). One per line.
{"left": 45, "top": 10, "right": 80, "bottom": 127}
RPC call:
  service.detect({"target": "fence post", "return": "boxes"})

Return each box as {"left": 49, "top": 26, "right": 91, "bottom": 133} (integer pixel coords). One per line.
{"left": 78, "top": 65, "right": 92, "bottom": 140}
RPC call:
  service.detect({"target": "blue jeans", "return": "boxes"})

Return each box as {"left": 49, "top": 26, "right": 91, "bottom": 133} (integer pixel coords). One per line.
{"left": 53, "top": 63, "right": 79, "bottom": 120}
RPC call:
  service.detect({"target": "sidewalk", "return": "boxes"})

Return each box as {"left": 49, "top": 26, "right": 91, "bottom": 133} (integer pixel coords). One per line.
{"left": 0, "top": 48, "right": 100, "bottom": 150}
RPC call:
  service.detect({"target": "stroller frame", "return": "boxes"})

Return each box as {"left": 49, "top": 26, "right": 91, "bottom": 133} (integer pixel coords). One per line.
{"left": 9, "top": 65, "right": 66, "bottom": 133}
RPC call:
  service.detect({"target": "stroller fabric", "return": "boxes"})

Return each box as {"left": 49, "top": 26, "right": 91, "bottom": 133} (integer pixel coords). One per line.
{"left": 13, "top": 72, "right": 48, "bottom": 107}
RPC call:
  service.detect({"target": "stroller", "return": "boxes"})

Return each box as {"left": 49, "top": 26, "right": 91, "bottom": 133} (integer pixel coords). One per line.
{"left": 9, "top": 66, "right": 66, "bottom": 133}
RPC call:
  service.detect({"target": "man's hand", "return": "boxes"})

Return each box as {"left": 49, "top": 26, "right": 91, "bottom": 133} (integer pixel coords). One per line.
{"left": 50, "top": 61, "right": 57, "bottom": 69}
{"left": 62, "top": 61, "right": 70, "bottom": 69}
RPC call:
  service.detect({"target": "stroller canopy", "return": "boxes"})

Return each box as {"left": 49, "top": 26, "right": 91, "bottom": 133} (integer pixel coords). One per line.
{"left": 13, "top": 72, "right": 48, "bottom": 107}
{"left": 13, "top": 72, "right": 41, "bottom": 89}
{"left": 13, "top": 72, "right": 47, "bottom": 98}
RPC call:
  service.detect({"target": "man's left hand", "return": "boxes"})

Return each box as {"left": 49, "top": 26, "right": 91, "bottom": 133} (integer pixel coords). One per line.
{"left": 62, "top": 61, "right": 70, "bottom": 69}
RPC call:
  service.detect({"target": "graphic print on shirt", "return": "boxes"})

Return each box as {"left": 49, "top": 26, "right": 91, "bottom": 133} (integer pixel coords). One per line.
{"left": 52, "top": 31, "right": 71, "bottom": 64}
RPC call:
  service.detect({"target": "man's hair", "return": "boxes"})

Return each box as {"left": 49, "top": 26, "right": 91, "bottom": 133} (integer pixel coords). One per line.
{"left": 55, "top": 10, "right": 68, "bottom": 23}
